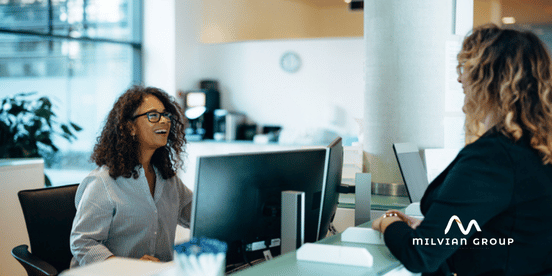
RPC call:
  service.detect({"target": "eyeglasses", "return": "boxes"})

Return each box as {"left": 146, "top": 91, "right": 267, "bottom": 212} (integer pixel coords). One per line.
{"left": 133, "top": 111, "right": 173, "bottom": 123}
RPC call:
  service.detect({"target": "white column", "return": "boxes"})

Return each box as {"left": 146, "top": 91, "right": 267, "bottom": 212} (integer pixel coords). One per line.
{"left": 143, "top": 0, "right": 202, "bottom": 96}
{"left": 363, "top": 0, "right": 473, "bottom": 184}
{"left": 143, "top": 0, "right": 176, "bottom": 94}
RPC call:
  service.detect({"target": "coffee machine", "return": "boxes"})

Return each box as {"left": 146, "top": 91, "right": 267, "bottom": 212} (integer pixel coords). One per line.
{"left": 213, "top": 109, "right": 246, "bottom": 141}
{"left": 182, "top": 80, "right": 220, "bottom": 141}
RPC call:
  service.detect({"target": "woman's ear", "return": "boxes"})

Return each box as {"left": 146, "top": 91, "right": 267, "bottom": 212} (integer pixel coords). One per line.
{"left": 125, "top": 122, "right": 136, "bottom": 137}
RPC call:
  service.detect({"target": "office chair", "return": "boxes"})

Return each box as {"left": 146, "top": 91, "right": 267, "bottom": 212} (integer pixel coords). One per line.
{"left": 12, "top": 184, "right": 79, "bottom": 276}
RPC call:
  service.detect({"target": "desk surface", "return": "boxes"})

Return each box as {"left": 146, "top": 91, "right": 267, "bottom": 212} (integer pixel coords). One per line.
{"left": 231, "top": 222, "right": 411, "bottom": 276}
{"left": 59, "top": 257, "right": 173, "bottom": 276}
{"left": 60, "top": 223, "right": 414, "bottom": 276}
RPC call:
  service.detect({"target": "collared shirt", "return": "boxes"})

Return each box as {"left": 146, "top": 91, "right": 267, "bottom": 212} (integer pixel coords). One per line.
{"left": 69, "top": 165, "right": 193, "bottom": 267}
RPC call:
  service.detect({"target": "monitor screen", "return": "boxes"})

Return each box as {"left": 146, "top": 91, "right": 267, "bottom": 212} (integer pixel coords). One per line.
{"left": 190, "top": 148, "right": 327, "bottom": 268}
{"left": 317, "top": 137, "right": 343, "bottom": 240}
{"left": 392, "top": 142, "right": 430, "bottom": 203}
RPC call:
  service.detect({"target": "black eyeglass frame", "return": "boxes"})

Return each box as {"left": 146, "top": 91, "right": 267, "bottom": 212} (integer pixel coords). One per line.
{"left": 132, "top": 111, "right": 173, "bottom": 123}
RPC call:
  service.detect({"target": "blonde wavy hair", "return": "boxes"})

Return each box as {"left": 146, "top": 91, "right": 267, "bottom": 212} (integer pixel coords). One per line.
{"left": 458, "top": 24, "right": 552, "bottom": 164}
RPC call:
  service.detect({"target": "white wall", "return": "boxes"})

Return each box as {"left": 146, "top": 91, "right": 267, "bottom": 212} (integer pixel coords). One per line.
{"left": 197, "top": 37, "right": 365, "bottom": 139}
{"left": 144, "top": 1, "right": 365, "bottom": 139}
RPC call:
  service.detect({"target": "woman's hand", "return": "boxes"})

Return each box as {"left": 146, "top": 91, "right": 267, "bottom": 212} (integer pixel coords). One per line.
{"left": 372, "top": 210, "right": 422, "bottom": 234}
{"left": 140, "top": 255, "right": 160, "bottom": 262}
{"left": 372, "top": 212, "right": 402, "bottom": 233}
{"left": 392, "top": 210, "right": 422, "bottom": 229}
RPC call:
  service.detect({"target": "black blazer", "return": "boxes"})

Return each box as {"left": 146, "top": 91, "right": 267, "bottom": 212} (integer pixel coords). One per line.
{"left": 384, "top": 129, "right": 552, "bottom": 275}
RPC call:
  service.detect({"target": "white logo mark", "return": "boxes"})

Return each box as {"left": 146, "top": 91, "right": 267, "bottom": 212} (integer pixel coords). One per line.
{"left": 444, "top": 215, "right": 481, "bottom": 235}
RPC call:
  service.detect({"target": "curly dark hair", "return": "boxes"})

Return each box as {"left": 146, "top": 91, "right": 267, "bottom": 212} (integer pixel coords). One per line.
{"left": 91, "top": 85, "right": 187, "bottom": 179}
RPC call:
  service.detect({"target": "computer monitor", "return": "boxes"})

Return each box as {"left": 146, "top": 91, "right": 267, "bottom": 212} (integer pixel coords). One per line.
{"left": 317, "top": 137, "right": 343, "bottom": 240}
{"left": 392, "top": 142, "right": 430, "bottom": 203}
{"left": 190, "top": 148, "right": 327, "bottom": 268}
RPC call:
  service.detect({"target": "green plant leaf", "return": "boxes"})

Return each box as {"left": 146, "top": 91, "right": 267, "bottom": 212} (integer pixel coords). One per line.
{"left": 0, "top": 121, "right": 15, "bottom": 150}
{"left": 1, "top": 93, "right": 80, "bottom": 160}
{"left": 38, "top": 136, "right": 54, "bottom": 147}
{"left": 16, "top": 92, "right": 37, "bottom": 97}
{"left": 35, "top": 132, "right": 50, "bottom": 144}
{"left": 60, "top": 124, "right": 76, "bottom": 139}
{"left": 70, "top": 122, "right": 83, "bottom": 131}
{"left": 35, "top": 107, "right": 54, "bottom": 122}
{"left": 7, "top": 103, "right": 26, "bottom": 116}
{"left": 38, "top": 97, "right": 52, "bottom": 109}
{"left": 26, "top": 118, "right": 42, "bottom": 135}
{"left": 0, "top": 98, "right": 7, "bottom": 113}
{"left": 61, "top": 124, "right": 70, "bottom": 134}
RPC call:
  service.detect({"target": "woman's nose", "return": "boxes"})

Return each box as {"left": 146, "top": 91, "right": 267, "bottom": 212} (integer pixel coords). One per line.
{"left": 159, "top": 115, "right": 171, "bottom": 124}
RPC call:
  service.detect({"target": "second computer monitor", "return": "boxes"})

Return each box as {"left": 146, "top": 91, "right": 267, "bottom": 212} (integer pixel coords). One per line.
{"left": 393, "top": 142, "right": 430, "bottom": 203}
{"left": 317, "top": 137, "right": 343, "bottom": 240}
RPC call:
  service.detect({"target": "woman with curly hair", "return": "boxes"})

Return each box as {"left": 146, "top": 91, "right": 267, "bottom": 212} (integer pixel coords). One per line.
{"left": 372, "top": 24, "right": 552, "bottom": 275}
{"left": 70, "top": 86, "right": 192, "bottom": 267}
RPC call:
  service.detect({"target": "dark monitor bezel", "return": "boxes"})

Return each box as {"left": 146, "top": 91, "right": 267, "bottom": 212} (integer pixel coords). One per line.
{"left": 316, "top": 137, "right": 343, "bottom": 240}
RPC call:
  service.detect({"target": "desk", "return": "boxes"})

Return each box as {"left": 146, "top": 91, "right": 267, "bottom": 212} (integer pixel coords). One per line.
{"left": 60, "top": 196, "right": 416, "bottom": 276}
{"left": 59, "top": 222, "right": 417, "bottom": 276}
{"left": 149, "top": 222, "right": 416, "bottom": 276}
{"left": 229, "top": 221, "right": 417, "bottom": 276}
{"left": 59, "top": 257, "right": 174, "bottom": 276}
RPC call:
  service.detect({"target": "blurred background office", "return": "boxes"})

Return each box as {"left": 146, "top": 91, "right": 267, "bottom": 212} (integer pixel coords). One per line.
{"left": 1, "top": 1, "right": 552, "bottom": 275}
{"left": 1, "top": 0, "right": 551, "bottom": 187}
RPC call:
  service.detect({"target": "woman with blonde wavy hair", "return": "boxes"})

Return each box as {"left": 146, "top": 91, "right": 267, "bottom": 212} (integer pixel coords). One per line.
{"left": 372, "top": 24, "right": 552, "bottom": 275}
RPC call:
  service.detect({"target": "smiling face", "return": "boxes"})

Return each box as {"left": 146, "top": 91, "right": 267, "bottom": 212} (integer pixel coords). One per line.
{"left": 132, "top": 95, "right": 171, "bottom": 154}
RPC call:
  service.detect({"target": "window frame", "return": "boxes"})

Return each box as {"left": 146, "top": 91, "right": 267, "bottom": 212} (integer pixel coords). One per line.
{"left": 0, "top": 0, "right": 143, "bottom": 84}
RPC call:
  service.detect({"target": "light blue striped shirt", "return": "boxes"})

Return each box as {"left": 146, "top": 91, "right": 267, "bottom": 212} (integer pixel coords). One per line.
{"left": 69, "top": 165, "right": 193, "bottom": 267}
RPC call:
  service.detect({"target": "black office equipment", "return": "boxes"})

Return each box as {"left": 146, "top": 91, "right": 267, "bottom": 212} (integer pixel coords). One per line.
{"left": 183, "top": 86, "right": 220, "bottom": 140}
{"left": 12, "top": 184, "right": 79, "bottom": 276}
{"left": 392, "top": 142, "right": 430, "bottom": 203}
{"left": 190, "top": 148, "right": 327, "bottom": 269}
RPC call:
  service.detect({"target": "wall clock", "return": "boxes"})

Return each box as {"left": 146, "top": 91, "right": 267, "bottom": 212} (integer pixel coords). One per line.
{"left": 280, "top": 51, "right": 301, "bottom": 73}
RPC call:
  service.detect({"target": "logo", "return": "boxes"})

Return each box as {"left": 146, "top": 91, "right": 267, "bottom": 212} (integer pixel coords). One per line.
{"left": 444, "top": 215, "right": 481, "bottom": 235}
{"left": 412, "top": 215, "right": 514, "bottom": 246}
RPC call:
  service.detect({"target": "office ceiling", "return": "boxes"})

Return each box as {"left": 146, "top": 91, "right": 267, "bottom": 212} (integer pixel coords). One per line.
{"left": 287, "top": 0, "right": 552, "bottom": 25}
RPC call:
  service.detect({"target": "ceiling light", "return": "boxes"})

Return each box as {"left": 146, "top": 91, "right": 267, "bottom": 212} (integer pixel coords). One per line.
{"left": 502, "top": 17, "right": 516, "bottom": 24}
{"left": 344, "top": 0, "right": 352, "bottom": 3}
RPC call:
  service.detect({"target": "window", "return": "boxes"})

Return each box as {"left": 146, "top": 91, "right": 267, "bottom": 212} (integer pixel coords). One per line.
{"left": 0, "top": 0, "right": 142, "bottom": 186}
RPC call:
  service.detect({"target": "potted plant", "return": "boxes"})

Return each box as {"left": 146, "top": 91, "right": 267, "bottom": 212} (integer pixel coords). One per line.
{"left": 0, "top": 92, "right": 82, "bottom": 186}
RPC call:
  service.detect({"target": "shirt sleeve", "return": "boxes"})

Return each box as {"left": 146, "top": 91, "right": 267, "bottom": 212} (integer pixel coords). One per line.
{"left": 176, "top": 177, "right": 193, "bottom": 228}
{"left": 70, "top": 174, "right": 116, "bottom": 267}
{"left": 384, "top": 137, "right": 515, "bottom": 273}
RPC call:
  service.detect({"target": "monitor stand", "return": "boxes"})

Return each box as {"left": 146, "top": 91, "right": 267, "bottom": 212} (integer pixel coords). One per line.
{"left": 281, "top": 191, "right": 305, "bottom": 254}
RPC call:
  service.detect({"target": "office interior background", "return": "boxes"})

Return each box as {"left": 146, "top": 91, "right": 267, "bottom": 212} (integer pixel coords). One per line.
{"left": 1, "top": 0, "right": 552, "bottom": 275}
{"left": 1, "top": 0, "right": 551, "bottom": 187}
